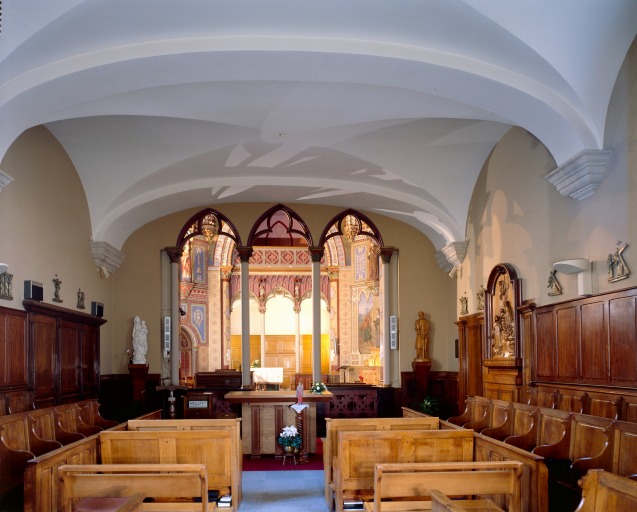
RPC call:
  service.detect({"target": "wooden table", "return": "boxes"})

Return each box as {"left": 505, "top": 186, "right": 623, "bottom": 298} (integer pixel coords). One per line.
{"left": 224, "top": 390, "right": 332, "bottom": 461}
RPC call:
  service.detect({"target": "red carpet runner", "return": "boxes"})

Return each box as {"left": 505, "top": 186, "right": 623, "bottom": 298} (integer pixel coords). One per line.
{"left": 242, "top": 438, "right": 324, "bottom": 471}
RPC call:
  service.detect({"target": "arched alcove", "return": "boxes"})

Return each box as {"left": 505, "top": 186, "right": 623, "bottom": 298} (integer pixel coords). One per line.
{"left": 174, "top": 204, "right": 387, "bottom": 388}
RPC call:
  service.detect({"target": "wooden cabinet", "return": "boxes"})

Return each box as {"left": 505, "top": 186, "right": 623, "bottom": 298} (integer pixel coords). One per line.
{"left": 24, "top": 299, "right": 105, "bottom": 407}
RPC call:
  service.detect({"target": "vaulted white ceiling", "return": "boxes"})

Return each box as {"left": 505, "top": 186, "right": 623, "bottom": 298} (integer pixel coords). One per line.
{"left": 2, "top": 0, "right": 636, "bottom": 258}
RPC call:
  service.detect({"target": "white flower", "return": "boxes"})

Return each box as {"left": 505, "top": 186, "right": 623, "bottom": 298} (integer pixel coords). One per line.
{"left": 280, "top": 425, "right": 298, "bottom": 438}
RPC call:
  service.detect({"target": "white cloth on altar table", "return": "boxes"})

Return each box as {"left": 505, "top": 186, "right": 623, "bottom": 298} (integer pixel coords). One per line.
{"left": 291, "top": 403, "right": 309, "bottom": 414}
{"left": 251, "top": 367, "right": 284, "bottom": 384}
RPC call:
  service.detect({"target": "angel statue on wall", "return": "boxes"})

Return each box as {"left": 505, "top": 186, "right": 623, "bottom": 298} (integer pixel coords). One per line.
{"left": 547, "top": 269, "right": 562, "bottom": 296}
{"left": 608, "top": 242, "right": 630, "bottom": 283}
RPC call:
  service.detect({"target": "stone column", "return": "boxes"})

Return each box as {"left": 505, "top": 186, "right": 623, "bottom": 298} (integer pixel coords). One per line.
{"left": 237, "top": 246, "right": 253, "bottom": 388}
{"left": 309, "top": 247, "right": 324, "bottom": 383}
{"left": 380, "top": 247, "right": 394, "bottom": 386}
{"left": 165, "top": 246, "right": 183, "bottom": 386}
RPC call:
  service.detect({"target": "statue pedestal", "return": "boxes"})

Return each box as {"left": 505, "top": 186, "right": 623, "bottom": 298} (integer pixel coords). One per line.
{"left": 128, "top": 363, "right": 149, "bottom": 402}
{"left": 412, "top": 359, "right": 432, "bottom": 404}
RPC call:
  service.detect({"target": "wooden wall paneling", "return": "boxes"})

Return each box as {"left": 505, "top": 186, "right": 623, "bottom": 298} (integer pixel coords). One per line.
{"left": 80, "top": 324, "right": 99, "bottom": 398}
{"left": 30, "top": 313, "right": 57, "bottom": 408}
{"left": 0, "top": 307, "right": 28, "bottom": 389}
{"left": 518, "top": 302, "right": 536, "bottom": 404}
{"left": 59, "top": 319, "right": 81, "bottom": 403}
{"left": 556, "top": 306, "right": 580, "bottom": 380}
{"left": 609, "top": 295, "right": 637, "bottom": 384}
{"left": 534, "top": 310, "right": 556, "bottom": 380}
{"left": 580, "top": 301, "right": 608, "bottom": 382}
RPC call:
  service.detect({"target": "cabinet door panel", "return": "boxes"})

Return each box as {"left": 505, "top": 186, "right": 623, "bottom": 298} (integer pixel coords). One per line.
{"left": 32, "top": 314, "right": 57, "bottom": 407}
{"left": 80, "top": 324, "right": 98, "bottom": 398}
{"left": 59, "top": 320, "right": 80, "bottom": 402}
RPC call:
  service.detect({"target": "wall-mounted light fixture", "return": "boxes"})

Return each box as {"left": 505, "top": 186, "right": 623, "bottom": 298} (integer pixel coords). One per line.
{"left": 553, "top": 258, "right": 592, "bottom": 296}
{"left": 0, "top": 263, "right": 8, "bottom": 274}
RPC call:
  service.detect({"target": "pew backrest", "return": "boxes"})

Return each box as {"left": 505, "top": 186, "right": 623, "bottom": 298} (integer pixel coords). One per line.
{"left": 371, "top": 460, "right": 523, "bottom": 512}
{"left": 448, "top": 396, "right": 491, "bottom": 427}
{"left": 58, "top": 463, "right": 211, "bottom": 512}
{"left": 611, "top": 420, "right": 637, "bottom": 479}
{"left": 99, "top": 429, "right": 241, "bottom": 507}
{"left": 324, "top": 416, "right": 440, "bottom": 510}
{"left": 479, "top": 400, "right": 514, "bottom": 438}
{"left": 332, "top": 429, "right": 474, "bottom": 512}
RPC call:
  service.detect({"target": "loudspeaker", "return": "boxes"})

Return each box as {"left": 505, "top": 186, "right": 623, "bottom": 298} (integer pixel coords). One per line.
{"left": 24, "top": 280, "right": 44, "bottom": 301}
{"left": 91, "top": 301, "right": 104, "bottom": 317}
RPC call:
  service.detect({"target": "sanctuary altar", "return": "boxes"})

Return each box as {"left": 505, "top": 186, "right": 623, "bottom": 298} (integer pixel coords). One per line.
{"left": 224, "top": 389, "right": 332, "bottom": 460}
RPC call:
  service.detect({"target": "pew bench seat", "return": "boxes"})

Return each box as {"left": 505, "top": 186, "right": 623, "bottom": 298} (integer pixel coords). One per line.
{"left": 429, "top": 490, "right": 504, "bottom": 512}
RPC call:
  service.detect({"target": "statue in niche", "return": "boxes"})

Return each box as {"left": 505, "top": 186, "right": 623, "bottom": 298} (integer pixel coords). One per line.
{"left": 490, "top": 278, "right": 515, "bottom": 358}
{"left": 414, "top": 311, "right": 430, "bottom": 360}
{"left": 132, "top": 315, "right": 148, "bottom": 364}
{"left": 608, "top": 242, "right": 630, "bottom": 283}
{"left": 547, "top": 270, "right": 562, "bottom": 296}
{"left": 368, "top": 243, "right": 380, "bottom": 281}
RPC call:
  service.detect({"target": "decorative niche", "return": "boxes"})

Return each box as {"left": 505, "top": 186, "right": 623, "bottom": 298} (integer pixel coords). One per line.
{"left": 483, "top": 263, "right": 522, "bottom": 367}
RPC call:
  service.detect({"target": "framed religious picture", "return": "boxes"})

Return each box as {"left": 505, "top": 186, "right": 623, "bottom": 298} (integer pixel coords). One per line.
{"left": 192, "top": 241, "right": 206, "bottom": 284}
{"left": 484, "top": 263, "right": 522, "bottom": 364}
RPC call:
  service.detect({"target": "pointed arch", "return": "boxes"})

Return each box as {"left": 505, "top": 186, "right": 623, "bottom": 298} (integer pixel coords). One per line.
{"left": 247, "top": 203, "right": 313, "bottom": 247}
{"left": 319, "top": 208, "right": 384, "bottom": 247}
{"left": 176, "top": 207, "right": 242, "bottom": 247}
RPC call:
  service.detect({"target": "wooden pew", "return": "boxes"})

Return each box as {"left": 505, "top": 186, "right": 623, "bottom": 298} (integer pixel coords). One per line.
{"left": 99, "top": 429, "right": 240, "bottom": 509}
{"left": 473, "top": 432, "right": 548, "bottom": 512}
{"left": 531, "top": 413, "right": 614, "bottom": 509}
{"left": 23, "top": 409, "right": 162, "bottom": 512}
{"left": 467, "top": 399, "right": 513, "bottom": 434}
{"left": 55, "top": 402, "right": 104, "bottom": 437}
{"left": 363, "top": 460, "right": 522, "bottom": 512}
{"left": 0, "top": 402, "right": 109, "bottom": 497}
{"left": 29, "top": 407, "right": 85, "bottom": 446}
{"left": 610, "top": 420, "right": 637, "bottom": 479}
{"left": 505, "top": 407, "right": 571, "bottom": 453}
{"left": 575, "top": 469, "right": 637, "bottom": 512}
{"left": 0, "top": 425, "right": 34, "bottom": 495}
{"left": 126, "top": 418, "right": 241, "bottom": 463}
{"left": 324, "top": 416, "right": 440, "bottom": 510}
{"left": 332, "top": 428, "right": 474, "bottom": 512}
{"left": 58, "top": 463, "right": 217, "bottom": 512}
{"left": 482, "top": 402, "right": 537, "bottom": 442}
{"left": 429, "top": 489, "right": 504, "bottom": 512}
{"left": 24, "top": 434, "right": 100, "bottom": 512}
{"left": 77, "top": 399, "right": 119, "bottom": 429}
{"left": 448, "top": 396, "right": 491, "bottom": 428}
{"left": 0, "top": 410, "right": 62, "bottom": 456}
{"left": 126, "top": 418, "right": 242, "bottom": 502}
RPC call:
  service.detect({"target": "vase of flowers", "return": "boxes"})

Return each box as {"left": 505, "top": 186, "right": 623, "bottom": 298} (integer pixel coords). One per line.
{"left": 310, "top": 382, "right": 328, "bottom": 394}
{"left": 278, "top": 425, "right": 302, "bottom": 451}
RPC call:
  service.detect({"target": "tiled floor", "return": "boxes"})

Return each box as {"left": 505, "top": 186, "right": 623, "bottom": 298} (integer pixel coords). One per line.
{"left": 239, "top": 470, "right": 330, "bottom": 511}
